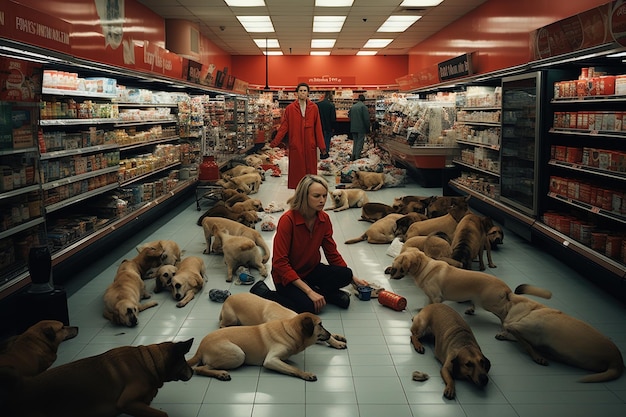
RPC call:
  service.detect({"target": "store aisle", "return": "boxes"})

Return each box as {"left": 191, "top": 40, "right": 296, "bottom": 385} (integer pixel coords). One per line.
{"left": 56, "top": 173, "right": 626, "bottom": 417}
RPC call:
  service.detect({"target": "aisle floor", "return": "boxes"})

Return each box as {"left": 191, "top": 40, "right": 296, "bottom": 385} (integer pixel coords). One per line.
{"left": 57, "top": 173, "right": 626, "bottom": 417}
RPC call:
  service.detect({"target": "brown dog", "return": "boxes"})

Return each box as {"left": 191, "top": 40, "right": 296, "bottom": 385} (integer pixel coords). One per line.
{"left": 187, "top": 312, "right": 330, "bottom": 381}
{"left": 169, "top": 256, "right": 206, "bottom": 308}
{"left": 202, "top": 216, "right": 270, "bottom": 263}
{"left": 102, "top": 243, "right": 164, "bottom": 327}
{"left": 197, "top": 200, "right": 260, "bottom": 227}
{"left": 350, "top": 171, "right": 385, "bottom": 191}
{"left": 487, "top": 224, "right": 504, "bottom": 250}
{"left": 219, "top": 293, "right": 347, "bottom": 349}
{"left": 411, "top": 303, "right": 491, "bottom": 399}
{"left": 384, "top": 231, "right": 461, "bottom": 276}
{"left": 214, "top": 226, "right": 268, "bottom": 281}
{"left": 358, "top": 202, "right": 396, "bottom": 222}
{"left": 0, "top": 320, "right": 78, "bottom": 377}
{"left": 229, "top": 198, "right": 264, "bottom": 213}
{"left": 136, "top": 239, "right": 182, "bottom": 279}
{"left": 0, "top": 339, "right": 194, "bottom": 417}
{"left": 345, "top": 213, "right": 404, "bottom": 244}
{"left": 394, "top": 212, "right": 428, "bottom": 241}
{"left": 450, "top": 213, "right": 496, "bottom": 270}
{"left": 222, "top": 164, "right": 257, "bottom": 180}
{"left": 404, "top": 196, "right": 470, "bottom": 241}
{"left": 496, "top": 284, "right": 624, "bottom": 383}
{"left": 387, "top": 247, "right": 514, "bottom": 321}
{"left": 326, "top": 189, "right": 369, "bottom": 212}
{"left": 392, "top": 195, "right": 433, "bottom": 214}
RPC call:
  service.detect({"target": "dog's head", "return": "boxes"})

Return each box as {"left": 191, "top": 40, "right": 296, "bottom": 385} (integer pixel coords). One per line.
{"left": 330, "top": 189, "right": 345, "bottom": 205}
{"left": 298, "top": 312, "right": 331, "bottom": 344}
{"left": 452, "top": 348, "right": 491, "bottom": 388}
{"left": 238, "top": 211, "right": 260, "bottom": 228}
{"left": 113, "top": 299, "right": 140, "bottom": 327}
{"left": 29, "top": 320, "right": 79, "bottom": 349}
{"left": 487, "top": 225, "right": 504, "bottom": 249}
{"left": 250, "top": 198, "right": 264, "bottom": 212}
{"left": 155, "top": 264, "right": 177, "bottom": 291}
{"left": 387, "top": 247, "right": 424, "bottom": 279}
{"left": 134, "top": 242, "right": 166, "bottom": 272}
{"left": 154, "top": 338, "right": 195, "bottom": 382}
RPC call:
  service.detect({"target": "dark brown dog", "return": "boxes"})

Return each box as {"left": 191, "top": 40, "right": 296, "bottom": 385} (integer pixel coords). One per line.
{"left": 0, "top": 320, "right": 78, "bottom": 377}
{"left": 394, "top": 212, "right": 428, "bottom": 241}
{"left": 426, "top": 196, "right": 457, "bottom": 218}
{"left": 197, "top": 201, "right": 260, "bottom": 227}
{"left": 487, "top": 224, "right": 504, "bottom": 250}
{"left": 358, "top": 202, "right": 396, "bottom": 223}
{"left": 411, "top": 303, "right": 490, "bottom": 399}
{"left": 392, "top": 195, "right": 433, "bottom": 215}
{"left": 0, "top": 339, "right": 194, "bottom": 417}
{"left": 404, "top": 196, "right": 470, "bottom": 241}
{"left": 450, "top": 213, "right": 496, "bottom": 270}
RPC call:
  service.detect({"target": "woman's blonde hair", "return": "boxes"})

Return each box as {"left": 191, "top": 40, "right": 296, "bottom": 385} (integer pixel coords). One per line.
{"left": 288, "top": 174, "right": 328, "bottom": 211}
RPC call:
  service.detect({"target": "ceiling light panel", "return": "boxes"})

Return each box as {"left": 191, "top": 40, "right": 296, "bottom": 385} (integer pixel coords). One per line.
{"left": 225, "top": 0, "right": 266, "bottom": 6}
{"left": 310, "top": 51, "right": 331, "bottom": 55}
{"left": 357, "top": 51, "right": 378, "bottom": 56}
{"left": 400, "top": 0, "right": 443, "bottom": 6}
{"left": 313, "top": 16, "right": 346, "bottom": 32}
{"left": 311, "top": 39, "right": 336, "bottom": 48}
{"left": 254, "top": 39, "right": 280, "bottom": 48}
{"left": 315, "top": 0, "right": 354, "bottom": 6}
{"left": 378, "top": 16, "right": 422, "bottom": 32}
{"left": 364, "top": 39, "right": 393, "bottom": 48}
{"left": 237, "top": 16, "right": 274, "bottom": 32}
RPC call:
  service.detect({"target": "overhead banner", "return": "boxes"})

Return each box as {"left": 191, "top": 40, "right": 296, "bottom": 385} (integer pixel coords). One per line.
{"left": 298, "top": 75, "right": 356, "bottom": 85}
{"left": 438, "top": 53, "right": 473, "bottom": 82}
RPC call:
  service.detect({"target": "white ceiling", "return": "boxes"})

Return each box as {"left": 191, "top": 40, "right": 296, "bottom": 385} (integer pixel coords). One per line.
{"left": 137, "top": 0, "right": 488, "bottom": 56}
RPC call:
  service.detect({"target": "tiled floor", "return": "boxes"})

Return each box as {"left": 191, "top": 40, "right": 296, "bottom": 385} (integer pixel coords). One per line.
{"left": 56, "top": 167, "right": 626, "bottom": 417}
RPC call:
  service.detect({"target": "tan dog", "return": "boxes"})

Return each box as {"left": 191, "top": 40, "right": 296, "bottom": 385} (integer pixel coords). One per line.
{"left": 0, "top": 320, "right": 78, "bottom": 377}
{"left": 136, "top": 239, "right": 182, "bottom": 279}
{"left": 345, "top": 213, "right": 404, "bottom": 244}
{"left": 103, "top": 243, "right": 164, "bottom": 327}
{"left": 404, "top": 196, "right": 470, "bottom": 241}
{"left": 392, "top": 195, "right": 433, "bottom": 214}
{"left": 219, "top": 293, "right": 347, "bottom": 349}
{"left": 197, "top": 201, "right": 260, "bottom": 227}
{"left": 410, "top": 303, "right": 491, "bottom": 399}
{"left": 351, "top": 170, "right": 385, "bottom": 191}
{"left": 217, "top": 172, "right": 262, "bottom": 194}
{"left": 222, "top": 164, "right": 257, "bottom": 179}
{"left": 426, "top": 196, "right": 458, "bottom": 218}
{"left": 358, "top": 202, "right": 396, "bottom": 222}
{"left": 0, "top": 339, "right": 194, "bottom": 417}
{"left": 187, "top": 312, "right": 330, "bottom": 381}
{"left": 384, "top": 231, "right": 461, "bottom": 275}
{"left": 201, "top": 216, "right": 270, "bottom": 263}
{"left": 394, "top": 212, "right": 428, "bottom": 240}
{"left": 224, "top": 190, "right": 250, "bottom": 206}
{"left": 169, "top": 256, "right": 206, "bottom": 308}
{"left": 214, "top": 226, "right": 268, "bottom": 281}
{"left": 230, "top": 198, "right": 264, "bottom": 213}
{"left": 387, "top": 247, "right": 513, "bottom": 321}
{"left": 496, "top": 284, "right": 624, "bottom": 383}
{"left": 154, "top": 264, "right": 177, "bottom": 293}
{"left": 450, "top": 214, "right": 496, "bottom": 270}
{"left": 326, "top": 189, "right": 369, "bottom": 212}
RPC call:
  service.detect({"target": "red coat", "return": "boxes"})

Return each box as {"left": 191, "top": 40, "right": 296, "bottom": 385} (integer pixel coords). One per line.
{"left": 270, "top": 99, "right": 326, "bottom": 189}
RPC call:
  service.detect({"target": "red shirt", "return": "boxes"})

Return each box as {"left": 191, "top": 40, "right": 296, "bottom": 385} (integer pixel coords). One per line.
{"left": 271, "top": 209, "right": 347, "bottom": 287}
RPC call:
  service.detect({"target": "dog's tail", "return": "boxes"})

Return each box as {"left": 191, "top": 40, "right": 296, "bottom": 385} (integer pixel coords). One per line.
{"left": 345, "top": 233, "right": 367, "bottom": 244}
{"left": 514, "top": 284, "right": 552, "bottom": 299}
{"left": 578, "top": 366, "right": 624, "bottom": 383}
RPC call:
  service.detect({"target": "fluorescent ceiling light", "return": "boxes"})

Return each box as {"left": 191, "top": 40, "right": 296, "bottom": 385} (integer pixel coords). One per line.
{"left": 357, "top": 51, "right": 378, "bottom": 56}
{"left": 237, "top": 16, "right": 274, "bottom": 32}
{"left": 313, "top": 16, "right": 346, "bottom": 32}
{"left": 400, "top": 0, "right": 443, "bottom": 6}
{"left": 315, "top": 0, "right": 353, "bottom": 6}
{"left": 363, "top": 39, "right": 392, "bottom": 48}
{"left": 254, "top": 39, "right": 280, "bottom": 48}
{"left": 378, "top": 16, "right": 421, "bottom": 32}
{"left": 606, "top": 52, "right": 626, "bottom": 58}
{"left": 311, "top": 39, "right": 336, "bottom": 48}
{"left": 263, "top": 51, "right": 283, "bottom": 56}
{"left": 310, "top": 51, "right": 331, "bottom": 56}
{"left": 225, "top": 0, "right": 266, "bottom": 6}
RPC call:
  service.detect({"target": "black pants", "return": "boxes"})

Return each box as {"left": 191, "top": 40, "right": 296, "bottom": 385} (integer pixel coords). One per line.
{"left": 275, "top": 263, "right": 353, "bottom": 313}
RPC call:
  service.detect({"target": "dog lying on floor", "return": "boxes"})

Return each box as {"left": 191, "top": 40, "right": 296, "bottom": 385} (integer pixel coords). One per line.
{"left": 136, "top": 239, "right": 182, "bottom": 279}
{"left": 103, "top": 243, "right": 164, "bottom": 327}
{"left": 219, "top": 293, "right": 347, "bottom": 349}
{"left": 497, "top": 284, "right": 624, "bottom": 383}
{"left": 197, "top": 201, "right": 260, "bottom": 227}
{"left": 350, "top": 171, "right": 386, "bottom": 191}
{"left": 0, "top": 320, "right": 78, "bottom": 377}
{"left": 168, "top": 256, "right": 207, "bottom": 308}
{"left": 325, "top": 189, "right": 369, "bottom": 212}
{"left": 404, "top": 196, "right": 470, "bottom": 241}
{"left": 358, "top": 202, "right": 396, "bottom": 222}
{"left": 345, "top": 213, "right": 404, "bottom": 244}
{"left": 410, "top": 303, "right": 491, "bottom": 399}
{"left": 187, "top": 312, "right": 330, "bottom": 381}
{"left": 0, "top": 339, "right": 194, "bottom": 417}
{"left": 213, "top": 225, "right": 268, "bottom": 281}
{"left": 201, "top": 217, "right": 270, "bottom": 263}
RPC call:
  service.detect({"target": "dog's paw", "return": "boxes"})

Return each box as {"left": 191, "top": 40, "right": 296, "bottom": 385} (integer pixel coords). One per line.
{"left": 327, "top": 336, "right": 347, "bottom": 350}
{"left": 443, "top": 385, "right": 456, "bottom": 399}
{"left": 383, "top": 266, "right": 392, "bottom": 274}
{"left": 301, "top": 372, "right": 317, "bottom": 381}
{"left": 216, "top": 371, "right": 232, "bottom": 381}
{"left": 464, "top": 307, "right": 475, "bottom": 315}
{"left": 412, "top": 371, "right": 429, "bottom": 381}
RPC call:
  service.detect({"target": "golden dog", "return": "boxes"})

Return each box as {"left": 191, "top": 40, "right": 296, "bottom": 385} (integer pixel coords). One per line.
{"left": 496, "top": 284, "right": 624, "bottom": 382}
{"left": 169, "top": 256, "right": 206, "bottom": 308}
{"left": 384, "top": 231, "right": 461, "bottom": 275}
{"left": 450, "top": 213, "right": 496, "bottom": 270}
{"left": 217, "top": 172, "right": 262, "bottom": 194}
{"left": 222, "top": 164, "right": 257, "bottom": 180}
{"left": 351, "top": 171, "right": 385, "bottom": 191}
{"left": 197, "top": 200, "right": 260, "bottom": 227}
{"left": 388, "top": 247, "right": 514, "bottom": 321}
{"left": 187, "top": 312, "right": 330, "bottom": 381}
{"left": 404, "top": 196, "right": 470, "bottom": 241}
{"left": 136, "top": 239, "right": 182, "bottom": 279}
{"left": 214, "top": 226, "right": 268, "bottom": 281}
{"left": 201, "top": 216, "right": 270, "bottom": 263}
{"left": 0, "top": 320, "right": 78, "bottom": 377}
{"left": 0, "top": 339, "right": 194, "bottom": 417}
{"left": 154, "top": 264, "right": 176, "bottom": 293}
{"left": 224, "top": 190, "right": 250, "bottom": 206}
{"left": 103, "top": 243, "right": 164, "bottom": 327}
{"left": 326, "top": 189, "right": 369, "bottom": 212}
{"left": 358, "top": 202, "right": 396, "bottom": 222}
{"left": 411, "top": 303, "right": 491, "bottom": 399}
{"left": 219, "top": 293, "right": 347, "bottom": 349}
{"left": 230, "top": 198, "right": 264, "bottom": 213}
{"left": 345, "top": 213, "right": 404, "bottom": 244}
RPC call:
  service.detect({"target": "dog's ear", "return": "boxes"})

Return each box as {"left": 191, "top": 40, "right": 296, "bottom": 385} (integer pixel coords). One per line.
{"left": 482, "top": 356, "right": 491, "bottom": 372}
{"left": 177, "top": 338, "right": 194, "bottom": 354}
{"left": 42, "top": 325, "right": 57, "bottom": 342}
{"left": 300, "top": 314, "right": 315, "bottom": 337}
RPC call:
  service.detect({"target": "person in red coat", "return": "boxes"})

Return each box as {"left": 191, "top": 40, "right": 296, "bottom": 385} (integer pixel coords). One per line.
{"left": 270, "top": 83, "right": 328, "bottom": 189}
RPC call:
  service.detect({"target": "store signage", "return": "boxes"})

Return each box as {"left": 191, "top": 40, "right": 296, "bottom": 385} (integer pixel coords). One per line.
{"left": 299, "top": 75, "right": 356, "bottom": 85}
{"left": 438, "top": 53, "right": 473, "bottom": 82}
{"left": 134, "top": 41, "right": 183, "bottom": 78}
{"left": 186, "top": 59, "right": 203, "bottom": 84}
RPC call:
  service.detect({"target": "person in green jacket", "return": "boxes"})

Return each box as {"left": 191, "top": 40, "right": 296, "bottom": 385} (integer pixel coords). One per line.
{"left": 315, "top": 91, "right": 336, "bottom": 157}
{"left": 348, "top": 94, "right": 370, "bottom": 161}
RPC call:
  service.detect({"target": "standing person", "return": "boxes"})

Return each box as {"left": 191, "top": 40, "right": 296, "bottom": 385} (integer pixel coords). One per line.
{"left": 348, "top": 94, "right": 371, "bottom": 161}
{"left": 315, "top": 90, "right": 336, "bottom": 158}
{"left": 250, "top": 175, "right": 369, "bottom": 313}
{"left": 270, "top": 83, "right": 329, "bottom": 189}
